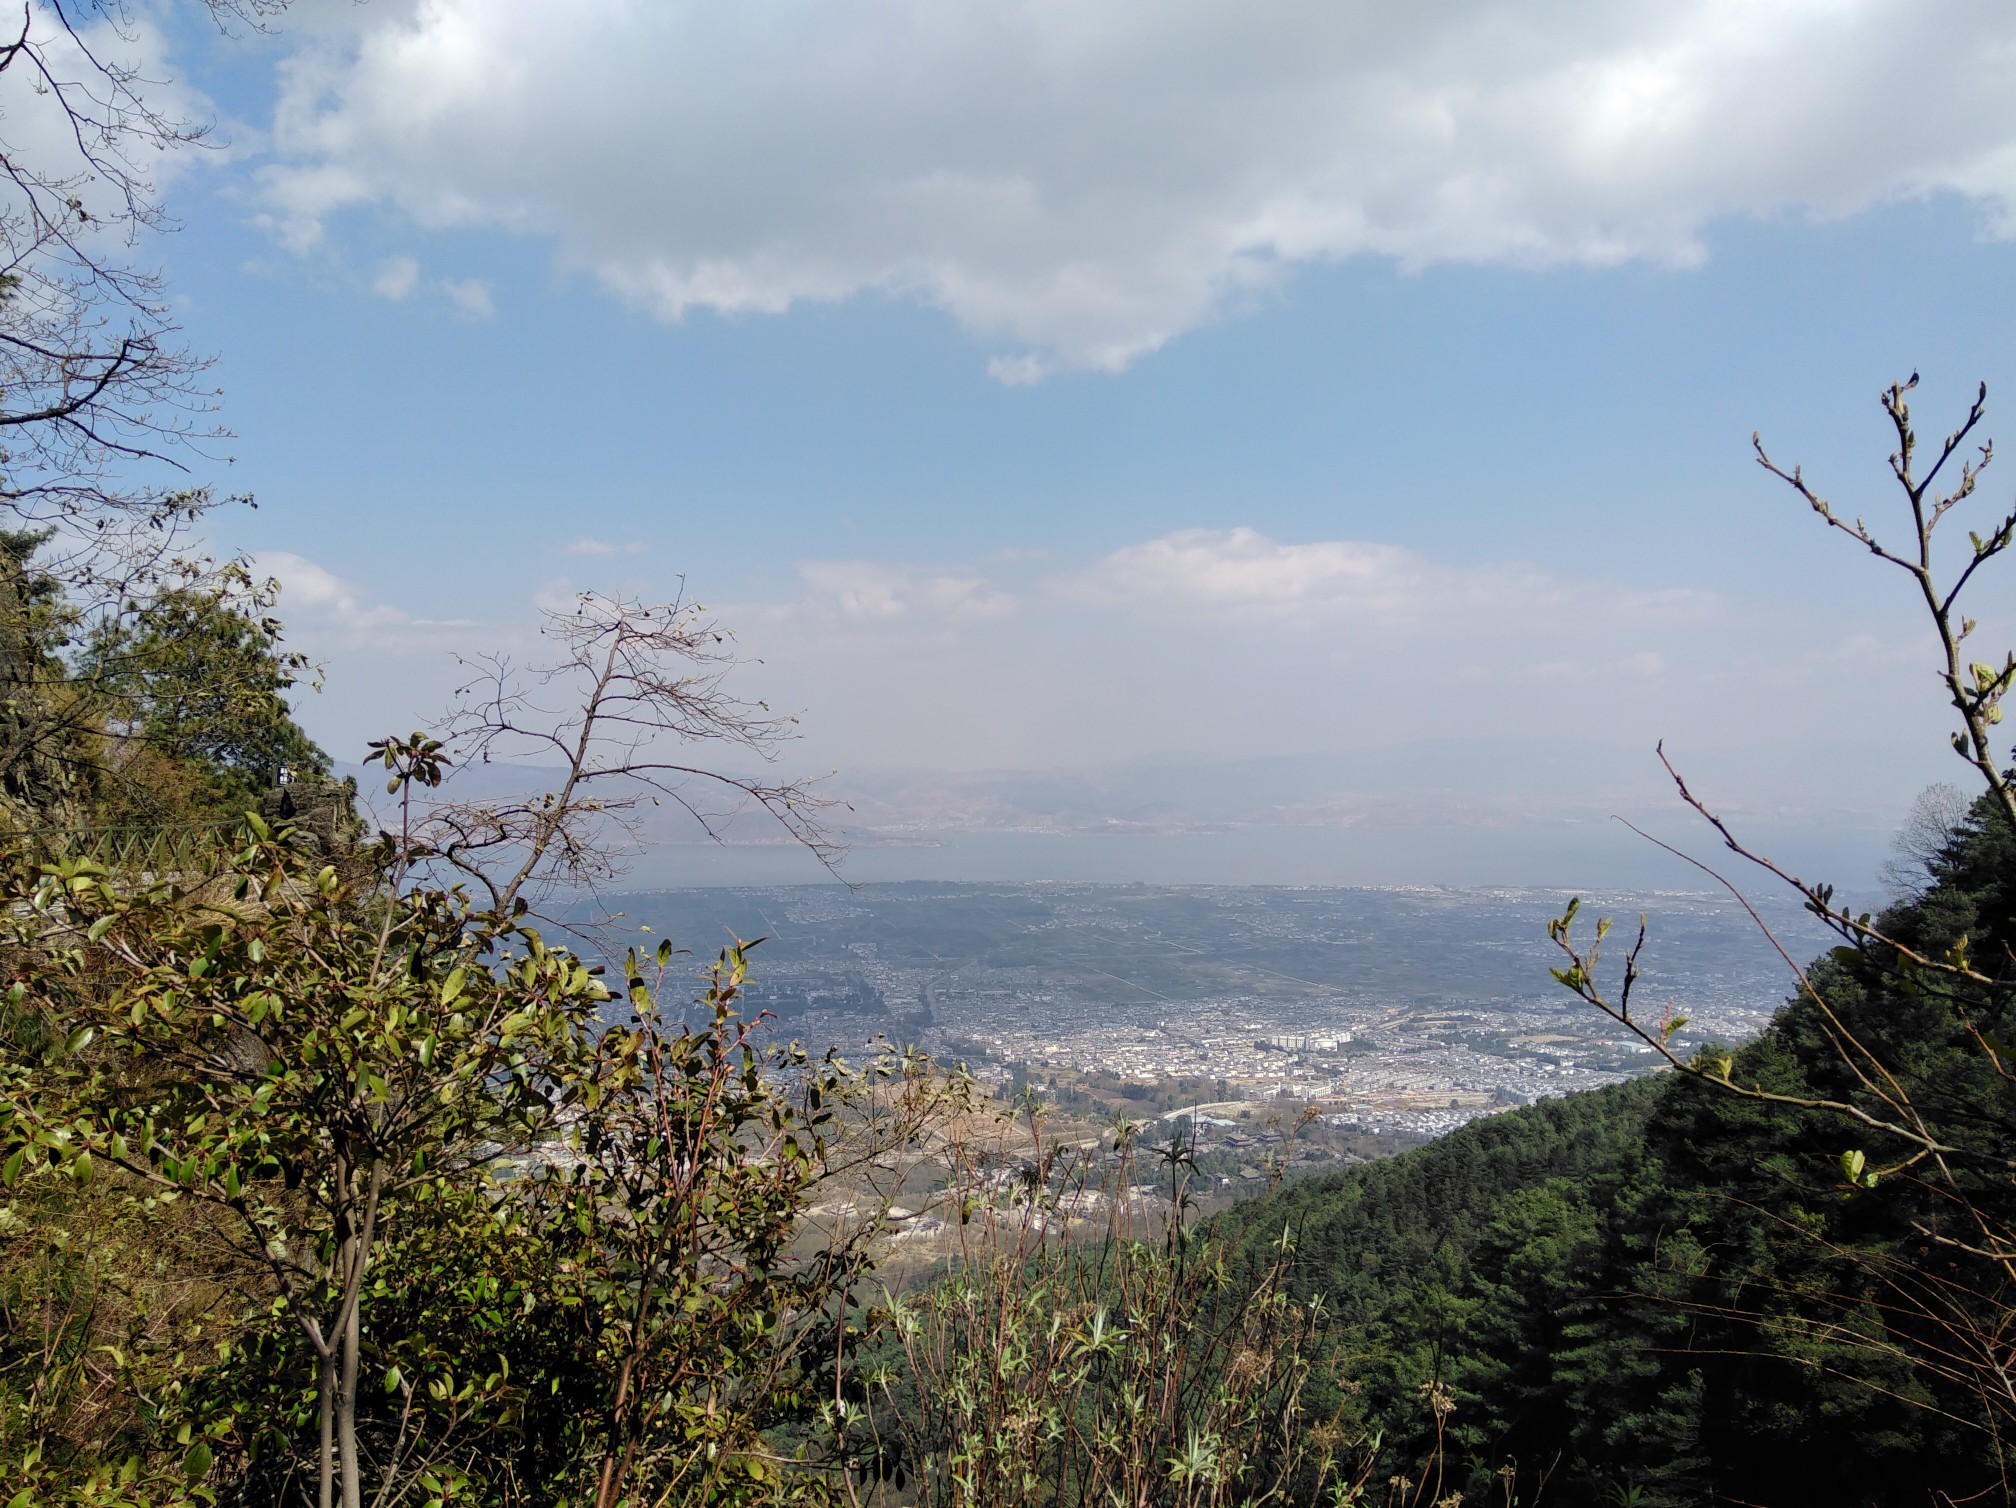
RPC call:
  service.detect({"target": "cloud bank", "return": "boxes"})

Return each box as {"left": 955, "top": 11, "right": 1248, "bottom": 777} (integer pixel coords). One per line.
{"left": 1054, "top": 528, "right": 1586, "bottom": 629}
{"left": 737, "top": 527, "right": 1753, "bottom": 773}
{"left": 797, "top": 560, "right": 1017, "bottom": 625}
{"left": 258, "top": 0, "right": 2016, "bottom": 373}
{"left": 258, "top": 524, "right": 1965, "bottom": 828}
{"left": 257, "top": 551, "right": 474, "bottom": 649}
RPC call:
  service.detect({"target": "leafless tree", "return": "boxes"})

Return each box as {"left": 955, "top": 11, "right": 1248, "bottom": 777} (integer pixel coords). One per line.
{"left": 0, "top": 1, "right": 293, "bottom": 578}
{"left": 1881, "top": 780, "right": 1971, "bottom": 901}
{"left": 0, "top": 0, "right": 315, "bottom": 833}
{"left": 384, "top": 589, "right": 841, "bottom": 922}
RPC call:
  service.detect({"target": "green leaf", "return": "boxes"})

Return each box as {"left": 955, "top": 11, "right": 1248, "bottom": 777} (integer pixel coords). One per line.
{"left": 184, "top": 1440, "right": 214, "bottom": 1481}
{"left": 1839, "top": 1148, "right": 1867, "bottom": 1183}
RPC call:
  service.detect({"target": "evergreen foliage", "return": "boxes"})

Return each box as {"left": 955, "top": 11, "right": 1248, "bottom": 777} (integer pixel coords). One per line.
{"left": 81, "top": 579, "right": 331, "bottom": 817}
{"left": 0, "top": 534, "right": 332, "bottom": 837}
{"left": 1215, "top": 793, "right": 2016, "bottom": 1506}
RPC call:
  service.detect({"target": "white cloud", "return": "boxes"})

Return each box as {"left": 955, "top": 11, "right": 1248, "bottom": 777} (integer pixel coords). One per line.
{"left": 263, "top": 551, "right": 373, "bottom": 617}
{"left": 0, "top": 8, "right": 215, "bottom": 222}
{"left": 439, "top": 276, "right": 494, "bottom": 319}
{"left": 1052, "top": 527, "right": 1588, "bottom": 631}
{"left": 372, "top": 254, "right": 421, "bottom": 299}
{"left": 797, "top": 560, "right": 1018, "bottom": 624}
{"left": 533, "top": 576, "right": 581, "bottom": 615}
{"left": 707, "top": 528, "right": 1757, "bottom": 774}
{"left": 708, "top": 530, "right": 1746, "bottom": 772}
{"left": 368, "top": 253, "right": 506, "bottom": 315}
{"left": 986, "top": 354, "right": 1052, "bottom": 388}
{"left": 257, "top": 0, "right": 2016, "bottom": 374}
{"left": 258, "top": 550, "right": 473, "bottom": 648}
{"left": 560, "top": 535, "right": 649, "bottom": 558}
{"left": 254, "top": 527, "right": 1963, "bottom": 813}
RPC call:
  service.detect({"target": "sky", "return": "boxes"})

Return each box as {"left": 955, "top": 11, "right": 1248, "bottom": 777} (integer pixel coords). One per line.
{"left": 57, "top": 0, "right": 2016, "bottom": 884}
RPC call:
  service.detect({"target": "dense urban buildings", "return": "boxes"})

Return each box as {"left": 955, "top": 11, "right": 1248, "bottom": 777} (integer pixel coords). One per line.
{"left": 614, "top": 881, "right": 1808, "bottom": 1158}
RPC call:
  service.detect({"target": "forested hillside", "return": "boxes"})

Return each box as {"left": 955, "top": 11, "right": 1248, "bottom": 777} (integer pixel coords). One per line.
{"left": 1218, "top": 789, "right": 2016, "bottom": 1506}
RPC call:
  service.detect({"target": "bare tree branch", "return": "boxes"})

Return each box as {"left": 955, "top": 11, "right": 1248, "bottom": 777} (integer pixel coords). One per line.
{"left": 1552, "top": 377, "right": 2016, "bottom": 1435}
{"left": 385, "top": 588, "right": 843, "bottom": 924}
{"left": 0, "top": 0, "right": 302, "bottom": 581}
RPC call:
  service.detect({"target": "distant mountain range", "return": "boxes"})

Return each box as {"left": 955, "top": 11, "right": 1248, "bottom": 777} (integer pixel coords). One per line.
{"left": 328, "top": 734, "right": 1929, "bottom": 893}
{"left": 815, "top": 737, "right": 1926, "bottom": 843}
{"left": 341, "top": 735, "right": 1927, "bottom": 851}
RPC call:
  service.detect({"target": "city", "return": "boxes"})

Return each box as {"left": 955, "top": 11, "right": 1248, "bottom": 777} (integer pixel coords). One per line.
{"left": 607, "top": 879, "right": 1823, "bottom": 1175}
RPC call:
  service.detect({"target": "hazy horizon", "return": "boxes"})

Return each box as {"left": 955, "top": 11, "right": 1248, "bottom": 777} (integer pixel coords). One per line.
{"left": 349, "top": 733, "right": 1914, "bottom": 898}
{"left": 131, "top": 1, "right": 2016, "bottom": 893}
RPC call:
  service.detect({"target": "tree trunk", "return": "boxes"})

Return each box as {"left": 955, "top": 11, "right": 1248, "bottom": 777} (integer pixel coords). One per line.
{"left": 594, "top": 1354, "right": 637, "bottom": 1508}
{"left": 318, "top": 1344, "right": 337, "bottom": 1508}
{"left": 335, "top": 1160, "right": 386, "bottom": 1508}
{"left": 339, "top": 1272, "right": 362, "bottom": 1508}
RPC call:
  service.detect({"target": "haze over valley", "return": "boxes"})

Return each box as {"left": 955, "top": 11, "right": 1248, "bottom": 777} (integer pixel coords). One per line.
{"left": 606, "top": 880, "right": 1830, "bottom": 1168}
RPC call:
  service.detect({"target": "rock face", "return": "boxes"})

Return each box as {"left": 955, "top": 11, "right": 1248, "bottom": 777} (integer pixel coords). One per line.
{"left": 260, "top": 774, "right": 364, "bottom": 859}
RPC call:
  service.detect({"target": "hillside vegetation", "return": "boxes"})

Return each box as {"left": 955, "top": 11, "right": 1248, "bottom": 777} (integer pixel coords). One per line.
{"left": 1222, "top": 787, "right": 2016, "bottom": 1502}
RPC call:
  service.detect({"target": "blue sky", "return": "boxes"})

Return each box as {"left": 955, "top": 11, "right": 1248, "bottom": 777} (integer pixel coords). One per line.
{"left": 80, "top": 0, "right": 2016, "bottom": 880}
